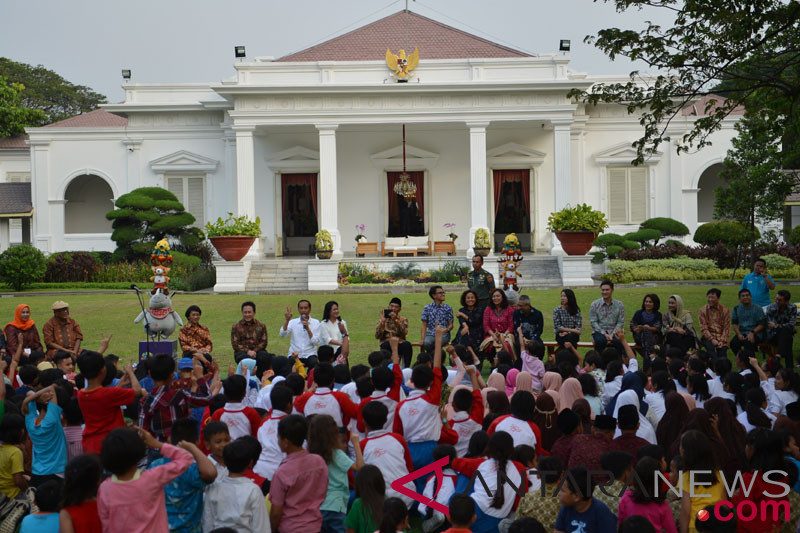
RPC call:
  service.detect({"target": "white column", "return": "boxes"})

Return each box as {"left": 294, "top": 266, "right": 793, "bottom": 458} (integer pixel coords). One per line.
{"left": 0, "top": 219, "right": 9, "bottom": 252}
{"left": 29, "top": 139, "right": 51, "bottom": 253}
{"left": 551, "top": 120, "right": 573, "bottom": 255}
{"left": 317, "top": 124, "right": 342, "bottom": 259}
{"left": 234, "top": 126, "right": 261, "bottom": 258}
{"left": 222, "top": 132, "right": 237, "bottom": 223}
{"left": 467, "top": 121, "right": 490, "bottom": 257}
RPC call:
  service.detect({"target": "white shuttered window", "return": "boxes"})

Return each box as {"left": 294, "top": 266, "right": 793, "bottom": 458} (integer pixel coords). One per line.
{"left": 607, "top": 167, "right": 647, "bottom": 225}
{"left": 166, "top": 176, "right": 205, "bottom": 227}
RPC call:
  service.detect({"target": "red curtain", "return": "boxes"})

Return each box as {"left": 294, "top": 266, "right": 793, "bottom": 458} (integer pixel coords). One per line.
{"left": 281, "top": 173, "right": 317, "bottom": 219}
{"left": 387, "top": 171, "right": 425, "bottom": 232}
{"left": 493, "top": 169, "right": 530, "bottom": 217}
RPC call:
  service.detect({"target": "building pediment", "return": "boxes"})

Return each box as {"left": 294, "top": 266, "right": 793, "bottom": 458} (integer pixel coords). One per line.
{"left": 593, "top": 142, "right": 661, "bottom": 165}
{"left": 370, "top": 144, "right": 439, "bottom": 170}
{"left": 487, "top": 142, "right": 546, "bottom": 167}
{"left": 265, "top": 146, "right": 320, "bottom": 172}
{"left": 149, "top": 150, "right": 219, "bottom": 172}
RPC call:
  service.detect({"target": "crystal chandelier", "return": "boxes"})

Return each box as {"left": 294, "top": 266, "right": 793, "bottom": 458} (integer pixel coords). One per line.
{"left": 393, "top": 124, "right": 417, "bottom": 200}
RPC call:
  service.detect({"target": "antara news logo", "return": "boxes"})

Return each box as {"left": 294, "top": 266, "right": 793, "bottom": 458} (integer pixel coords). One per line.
{"left": 390, "top": 457, "right": 793, "bottom": 523}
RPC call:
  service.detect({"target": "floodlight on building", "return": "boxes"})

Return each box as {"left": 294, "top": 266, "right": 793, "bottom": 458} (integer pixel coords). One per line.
{"left": 235, "top": 46, "right": 246, "bottom": 58}
{"left": 559, "top": 40, "right": 571, "bottom": 52}
{"left": 121, "top": 69, "right": 132, "bottom": 81}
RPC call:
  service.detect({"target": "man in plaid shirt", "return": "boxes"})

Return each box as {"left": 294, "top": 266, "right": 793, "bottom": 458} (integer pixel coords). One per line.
{"left": 139, "top": 353, "right": 212, "bottom": 442}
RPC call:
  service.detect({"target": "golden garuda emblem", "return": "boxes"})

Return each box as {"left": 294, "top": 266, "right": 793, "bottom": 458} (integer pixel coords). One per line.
{"left": 386, "top": 47, "right": 419, "bottom": 81}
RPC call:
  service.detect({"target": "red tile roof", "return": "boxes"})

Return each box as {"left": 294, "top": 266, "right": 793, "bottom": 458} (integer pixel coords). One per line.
{"left": 44, "top": 109, "right": 128, "bottom": 128}
{"left": 681, "top": 94, "right": 745, "bottom": 116}
{"left": 277, "top": 10, "right": 530, "bottom": 62}
{"left": 0, "top": 135, "right": 28, "bottom": 149}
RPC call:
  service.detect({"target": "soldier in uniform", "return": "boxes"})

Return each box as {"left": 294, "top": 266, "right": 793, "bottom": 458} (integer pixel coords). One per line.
{"left": 466, "top": 255, "right": 495, "bottom": 308}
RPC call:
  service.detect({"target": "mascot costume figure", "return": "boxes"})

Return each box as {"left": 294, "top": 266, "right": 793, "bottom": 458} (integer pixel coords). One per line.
{"left": 134, "top": 239, "right": 182, "bottom": 340}
{"left": 498, "top": 233, "right": 523, "bottom": 291}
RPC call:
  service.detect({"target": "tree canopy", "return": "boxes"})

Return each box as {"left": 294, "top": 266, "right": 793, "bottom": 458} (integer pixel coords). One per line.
{"left": 570, "top": 0, "right": 800, "bottom": 165}
{"left": 0, "top": 57, "right": 107, "bottom": 126}
{"left": 0, "top": 76, "right": 46, "bottom": 138}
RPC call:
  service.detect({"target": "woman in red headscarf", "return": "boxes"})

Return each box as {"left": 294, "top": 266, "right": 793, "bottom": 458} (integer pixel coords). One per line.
{"left": 4, "top": 304, "right": 42, "bottom": 357}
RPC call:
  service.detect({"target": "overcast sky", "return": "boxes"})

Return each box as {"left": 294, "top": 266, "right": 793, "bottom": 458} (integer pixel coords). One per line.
{"left": 0, "top": 0, "right": 674, "bottom": 101}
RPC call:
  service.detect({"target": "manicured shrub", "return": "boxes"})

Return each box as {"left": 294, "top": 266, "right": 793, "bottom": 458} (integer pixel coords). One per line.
{"left": 170, "top": 266, "right": 216, "bottom": 291}
{"left": 0, "top": 245, "right": 47, "bottom": 291}
{"left": 623, "top": 229, "right": 662, "bottom": 246}
{"left": 762, "top": 253, "right": 796, "bottom": 271}
{"left": 621, "top": 240, "right": 641, "bottom": 250}
{"left": 605, "top": 245, "right": 624, "bottom": 258}
{"left": 640, "top": 217, "right": 690, "bottom": 240}
{"left": 594, "top": 233, "right": 625, "bottom": 248}
{"left": 694, "top": 221, "right": 760, "bottom": 247}
{"left": 664, "top": 239, "right": 686, "bottom": 247}
{"left": 789, "top": 225, "right": 800, "bottom": 246}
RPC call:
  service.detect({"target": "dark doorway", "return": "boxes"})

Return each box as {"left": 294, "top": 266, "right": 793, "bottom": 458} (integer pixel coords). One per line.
{"left": 387, "top": 171, "right": 425, "bottom": 237}
{"left": 493, "top": 169, "right": 531, "bottom": 251}
{"left": 281, "top": 173, "right": 318, "bottom": 256}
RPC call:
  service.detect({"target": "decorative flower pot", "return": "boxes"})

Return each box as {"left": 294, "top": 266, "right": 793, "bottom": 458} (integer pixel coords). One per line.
{"left": 209, "top": 236, "right": 256, "bottom": 261}
{"left": 316, "top": 250, "right": 333, "bottom": 260}
{"left": 554, "top": 231, "right": 596, "bottom": 256}
{"left": 473, "top": 247, "right": 490, "bottom": 257}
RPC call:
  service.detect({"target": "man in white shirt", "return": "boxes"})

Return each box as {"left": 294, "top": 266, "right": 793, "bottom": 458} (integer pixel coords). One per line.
{"left": 279, "top": 300, "right": 320, "bottom": 369}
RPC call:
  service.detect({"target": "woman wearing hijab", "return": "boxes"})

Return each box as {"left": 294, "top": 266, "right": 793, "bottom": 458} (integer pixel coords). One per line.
{"left": 604, "top": 372, "right": 646, "bottom": 416}
{"left": 663, "top": 294, "right": 698, "bottom": 355}
{"left": 558, "top": 377, "right": 584, "bottom": 413}
{"left": 504, "top": 368, "right": 520, "bottom": 397}
{"left": 514, "top": 372, "right": 534, "bottom": 395}
{"left": 542, "top": 371, "right": 562, "bottom": 392}
{"left": 528, "top": 392, "right": 560, "bottom": 452}
{"left": 611, "top": 389, "right": 657, "bottom": 444}
{"left": 4, "top": 303, "right": 42, "bottom": 357}
{"left": 481, "top": 387, "right": 497, "bottom": 417}
{"left": 656, "top": 391, "right": 690, "bottom": 462}
{"left": 487, "top": 372, "right": 505, "bottom": 393}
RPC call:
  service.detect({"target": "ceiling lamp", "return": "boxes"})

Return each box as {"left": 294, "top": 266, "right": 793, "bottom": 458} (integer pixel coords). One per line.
{"left": 393, "top": 124, "right": 417, "bottom": 200}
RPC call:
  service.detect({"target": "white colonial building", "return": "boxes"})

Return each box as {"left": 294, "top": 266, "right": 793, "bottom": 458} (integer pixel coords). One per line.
{"left": 0, "top": 11, "right": 739, "bottom": 290}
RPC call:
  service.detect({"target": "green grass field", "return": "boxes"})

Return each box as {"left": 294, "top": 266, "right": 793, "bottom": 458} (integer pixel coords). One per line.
{"left": 3, "top": 284, "right": 797, "bottom": 367}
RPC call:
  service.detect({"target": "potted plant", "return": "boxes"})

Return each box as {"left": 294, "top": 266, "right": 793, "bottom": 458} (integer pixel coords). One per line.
{"left": 546, "top": 203, "right": 609, "bottom": 255}
{"left": 444, "top": 222, "right": 458, "bottom": 242}
{"left": 205, "top": 213, "right": 261, "bottom": 261}
{"left": 315, "top": 230, "right": 334, "bottom": 259}
{"left": 473, "top": 228, "right": 491, "bottom": 256}
{"left": 354, "top": 224, "right": 367, "bottom": 243}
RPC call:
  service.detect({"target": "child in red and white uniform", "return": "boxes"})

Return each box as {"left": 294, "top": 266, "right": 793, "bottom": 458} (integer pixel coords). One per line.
{"left": 254, "top": 384, "right": 292, "bottom": 482}
{"left": 394, "top": 326, "right": 455, "bottom": 473}
{"left": 357, "top": 338, "right": 404, "bottom": 433}
{"left": 210, "top": 375, "right": 261, "bottom": 439}
{"left": 294, "top": 362, "right": 361, "bottom": 427}
{"left": 446, "top": 366, "right": 484, "bottom": 458}
{"left": 360, "top": 401, "right": 415, "bottom": 507}
{"left": 451, "top": 431, "right": 528, "bottom": 533}
{"left": 486, "top": 390, "right": 548, "bottom": 458}
{"left": 419, "top": 444, "right": 459, "bottom": 533}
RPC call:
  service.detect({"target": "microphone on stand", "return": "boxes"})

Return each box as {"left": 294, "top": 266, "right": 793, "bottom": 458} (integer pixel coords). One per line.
{"left": 130, "top": 284, "right": 139, "bottom": 291}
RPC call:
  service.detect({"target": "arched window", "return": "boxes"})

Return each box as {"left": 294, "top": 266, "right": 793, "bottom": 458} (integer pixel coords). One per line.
{"left": 696, "top": 163, "right": 726, "bottom": 223}
{"left": 64, "top": 175, "right": 114, "bottom": 233}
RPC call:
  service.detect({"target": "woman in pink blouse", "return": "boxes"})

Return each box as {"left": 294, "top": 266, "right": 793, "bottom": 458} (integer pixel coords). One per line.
{"left": 480, "top": 289, "right": 516, "bottom": 358}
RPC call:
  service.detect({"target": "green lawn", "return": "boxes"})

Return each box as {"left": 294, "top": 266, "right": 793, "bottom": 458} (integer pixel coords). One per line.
{"left": 3, "top": 284, "right": 796, "bottom": 367}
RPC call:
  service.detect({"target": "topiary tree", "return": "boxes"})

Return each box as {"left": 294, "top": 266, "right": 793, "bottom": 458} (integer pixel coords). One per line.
{"left": 0, "top": 244, "right": 46, "bottom": 291}
{"left": 694, "top": 221, "right": 760, "bottom": 247}
{"left": 623, "top": 229, "right": 662, "bottom": 248}
{"left": 106, "top": 187, "right": 204, "bottom": 260}
{"left": 640, "top": 217, "right": 690, "bottom": 245}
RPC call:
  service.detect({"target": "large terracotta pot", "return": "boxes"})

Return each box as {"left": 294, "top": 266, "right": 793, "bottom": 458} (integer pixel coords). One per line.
{"left": 554, "top": 231, "right": 596, "bottom": 256}
{"left": 209, "top": 236, "right": 255, "bottom": 261}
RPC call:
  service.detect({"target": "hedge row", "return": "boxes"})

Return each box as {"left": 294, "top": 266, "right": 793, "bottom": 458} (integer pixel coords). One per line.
{"left": 603, "top": 256, "right": 800, "bottom": 284}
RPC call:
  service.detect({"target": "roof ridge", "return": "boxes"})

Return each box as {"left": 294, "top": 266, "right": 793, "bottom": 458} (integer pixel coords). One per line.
{"left": 402, "top": 11, "right": 529, "bottom": 57}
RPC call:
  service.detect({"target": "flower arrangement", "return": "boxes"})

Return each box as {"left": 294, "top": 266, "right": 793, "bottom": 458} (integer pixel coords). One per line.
{"left": 474, "top": 228, "right": 491, "bottom": 249}
{"left": 443, "top": 223, "right": 458, "bottom": 242}
{"left": 354, "top": 224, "right": 366, "bottom": 242}
{"left": 315, "top": 230, "right": 333, "bottom": 251}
